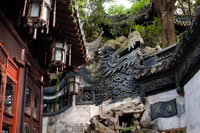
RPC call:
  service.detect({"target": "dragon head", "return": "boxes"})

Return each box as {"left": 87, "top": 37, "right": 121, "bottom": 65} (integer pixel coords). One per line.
{"left": 127, "top": 31, "right": 144, "bottom": 51}
{"left": 112, "top": 31, "right": 144, "bottom": 63}
{"left": 101, "top": 31, "right": 144, "bottom": 76}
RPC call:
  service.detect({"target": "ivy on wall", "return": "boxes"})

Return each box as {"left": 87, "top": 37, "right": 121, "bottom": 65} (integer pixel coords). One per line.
{"left": 49, "top": 72, "right": 62, "bottom": 133}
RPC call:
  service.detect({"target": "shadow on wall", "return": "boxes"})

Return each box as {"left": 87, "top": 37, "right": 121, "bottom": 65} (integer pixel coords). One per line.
{"left": 47, "top": 117, "right": 89, "bottom": 133}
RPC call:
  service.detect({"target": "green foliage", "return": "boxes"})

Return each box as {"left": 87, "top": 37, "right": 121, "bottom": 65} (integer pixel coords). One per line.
{"left": 129, "top": 0, "right": 150, "bottom": 14}
{"left": 55, "top": 72, "right": 62, "bottom": 110}
{"left": 78, "top": 0, "right": 159, "bottom": 48}
{"left": 108, "top": 23, "right": 130, "bottom": 38}
{"left": 103, "top": 17, "right": 161, "bottom": 48}
{"left": 122, "top": 126, "right": 135, "bottom": 132}
{"left": 77, "top": 0, "right": 200, "bottom": 52}
{"left": 107, "top": 4, "right": 128, "bottom": 16}
{"left": 81, "top": 0, "right": 151, "bottom": 42}
{"left": 132, "top": 17, "right": 162, "bottom": 47}
{"left": 50, "top": 72, "right": 62, "bottom": 80}
{"left": 106, "top": 0, "right": 150, "bottom": 16}
{"left": 77, "top": 0, "right": 115, "bottom": 42}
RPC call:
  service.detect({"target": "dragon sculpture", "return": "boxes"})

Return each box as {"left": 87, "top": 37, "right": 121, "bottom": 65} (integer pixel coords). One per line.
{"left": 102, "top": 31, "right": 144, "bottom": 76}
{"left": 88, "top": 31, "right": 150, "bottom": 105}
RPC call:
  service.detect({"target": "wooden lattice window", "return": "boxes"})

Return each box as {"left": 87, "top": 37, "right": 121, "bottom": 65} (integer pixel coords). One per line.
{"left": 33, "top": 94, "right": 38, "bottom": 119}
{"left": 2, "top": 123, "right": 12, "bottom": 133}
{"left": 24, "top": 72, "right": 41, "bottom": 133}
{"left": 24, "top": 88, "right": 31, "bottom": 115}
{"left": 32, "top": 127, "right": 37, "bottom": 133}
{"left": 23, "top": 121, "right": 29, "bottom": 133}
{"left": 4, "top": 77, "right": 16, "bottom": 115}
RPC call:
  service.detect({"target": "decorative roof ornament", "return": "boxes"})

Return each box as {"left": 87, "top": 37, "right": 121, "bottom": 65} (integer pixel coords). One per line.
{"left": 87, "top": 31, "right": 104, "bottom": 60}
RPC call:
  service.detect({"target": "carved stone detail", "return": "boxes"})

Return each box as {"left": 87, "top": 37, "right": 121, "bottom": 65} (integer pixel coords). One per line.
{"left": 140, "top": 74, "right": 175, "bottom": 93}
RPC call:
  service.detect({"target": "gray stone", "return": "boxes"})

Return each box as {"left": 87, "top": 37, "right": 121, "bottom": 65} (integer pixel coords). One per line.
{"left": 85, "top": 101, "right": 149, "bottom": 132}
{"left": 140, "top": 120, "right": 155, "bottom": 129}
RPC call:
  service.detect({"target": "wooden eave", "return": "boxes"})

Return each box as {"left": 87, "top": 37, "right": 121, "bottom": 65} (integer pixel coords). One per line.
{"left": 56, "top": 0, "right": 86, "bottom": 66}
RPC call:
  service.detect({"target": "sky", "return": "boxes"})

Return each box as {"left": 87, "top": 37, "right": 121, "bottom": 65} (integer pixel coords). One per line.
{"left": 103, "top": 0, "right": 133, "bottom": 10}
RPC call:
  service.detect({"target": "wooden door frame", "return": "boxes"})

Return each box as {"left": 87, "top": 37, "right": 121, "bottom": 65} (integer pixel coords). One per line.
{"left": 0, "top": 42, "right": 21, "bottom": 133}
{"left": 0, "top": 41, "right": 8, "bottom": 132}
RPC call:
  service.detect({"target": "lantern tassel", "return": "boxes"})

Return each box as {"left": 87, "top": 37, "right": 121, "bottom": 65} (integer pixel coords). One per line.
{"left": 53, "top": 0, "right": 56, "bottom": 27}
{"left": 18, "top": 10, "right": 22, "bottom": 27}
{"left": 56, "top": 67, "right": 58, "bottom": 75}
{"left": 33, "top": 28, "right": 37, "bottom": 39}
{"left": 69, "top": 44, "right": 71, "bottom": 66}
{"left": 29, "top": 27, "right": 33, "bottom": 34}
{"left": 45, "top": 52, "right": 47, "bottom": 65}
{"left": 46, "top": 9, "right": 50, "bottom": 34}
{"left": 46, "top": 27, "right": 49, "bottom": 34}
{"left": 22, "top": 0, "right": 27, "bottom": 17}
{"left": 61, "top": 65, "right": 64, "bottom": 71}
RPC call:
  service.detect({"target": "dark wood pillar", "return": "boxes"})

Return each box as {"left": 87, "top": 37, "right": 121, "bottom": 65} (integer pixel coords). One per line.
{"left": 39, "top": 76, "right": 44, "bottom": 133}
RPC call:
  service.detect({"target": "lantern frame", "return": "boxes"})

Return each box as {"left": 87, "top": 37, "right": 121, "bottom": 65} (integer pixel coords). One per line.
{"left": 67, "top": 76, "right": 81, "bottom": 95}
{"left": 51, "top": 40, "right": 67, "bottom": 66}
{"left": 26, "top": 0, "right": 52, "bottom": 28}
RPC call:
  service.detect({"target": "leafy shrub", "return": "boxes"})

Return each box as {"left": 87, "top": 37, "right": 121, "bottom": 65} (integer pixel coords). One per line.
{"left": 132, "top": 17, "right": 162, "bottom": 47}
{"left": 107, "top": 4, "right": 128, "bottom": 16}
{"left": 122, "top": 126, "right": 135, "bottom": 133}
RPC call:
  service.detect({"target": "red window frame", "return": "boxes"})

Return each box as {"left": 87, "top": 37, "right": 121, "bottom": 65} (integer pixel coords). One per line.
{"left": 0, "top": 42, "right": 21, "bottom": 133}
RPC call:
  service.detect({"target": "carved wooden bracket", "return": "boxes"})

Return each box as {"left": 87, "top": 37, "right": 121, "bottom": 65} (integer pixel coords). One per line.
{"left": 25, "top": 62, "right": 32, "bottom": 72}
{"left": 38, "top": 79, "right": 45, "bottom": 86}
{"left": 13, "top": 57, "right": 26, "bottom": 67}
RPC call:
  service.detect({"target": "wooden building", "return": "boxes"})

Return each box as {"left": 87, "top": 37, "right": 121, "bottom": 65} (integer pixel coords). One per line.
{"left": 0, "top": 0, "right": 86, "bottom": 133}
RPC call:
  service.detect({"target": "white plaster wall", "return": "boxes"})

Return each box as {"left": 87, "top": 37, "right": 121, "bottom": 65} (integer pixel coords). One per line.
{"left": 184, "top": 69, "right": 200, "bottom": 133}
{"left": 43, "top": 104, "right": 99, "bottom": 133}
{"left": 100, "top": 97, "right": 141, "bottom": 113}
{"left": 42, "top": 117, "right": 48, "bottom": 133}
{"left": 143, "top": 89, "right": 186, "bottom": 131}
{"left": 42, "top": 97, "right": 142, "bottom": 133}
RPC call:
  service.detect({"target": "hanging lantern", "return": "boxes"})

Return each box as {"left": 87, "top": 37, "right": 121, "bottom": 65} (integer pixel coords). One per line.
{"left": 51, "top": 41, "right": 67, "bottom": 68}
{"left": 68, "top": 76, "right": 81, "bottom": 95}
{"left": 23, "top": 0, "right": 54, "bottom": 39}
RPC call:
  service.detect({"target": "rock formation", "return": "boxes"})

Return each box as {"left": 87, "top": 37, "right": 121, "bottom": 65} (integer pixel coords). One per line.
{"left": 85, "top": 101, "right": 159, "bottom": 133}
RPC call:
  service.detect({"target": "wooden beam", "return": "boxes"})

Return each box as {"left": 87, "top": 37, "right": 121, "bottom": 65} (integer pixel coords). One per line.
{"left": 71, "top": 58, "right": 85, "bottom": 66}
{"left": 71, "top": 55, "right": 85, "bottom": 62}
{"left": 56, "top": 18, "right": 76, "bottom": 27}
{"left": 65, "top": 36, "right": 80, "bottom": 43}
{"left": 71, "top": 45, "right": 84, "bottom": 51}
{"left": 57, "top": 0, "right": 71, "bottom": 7}
{"left": 57, "top": 1, "right": 71, "bottom": 7}
{"left": 71, "top": 49, "right": 85, "bottom": 56}
{"left": 71, "top": 52, "right": 85, "bottom": 59}
{"left": 62, "top": 31, "right": 79, "bottom": 38}
{"left": 57, "top": 7, "right": 72, "bottom": 15}
{"left": 58, "top": 25, "right": 77, "bottom": 34}
{"left": 56, "top": 14, "right": 74, "bottom": 22}
{"left": 64, "top": 35, "right": 81, "bottom": 44}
